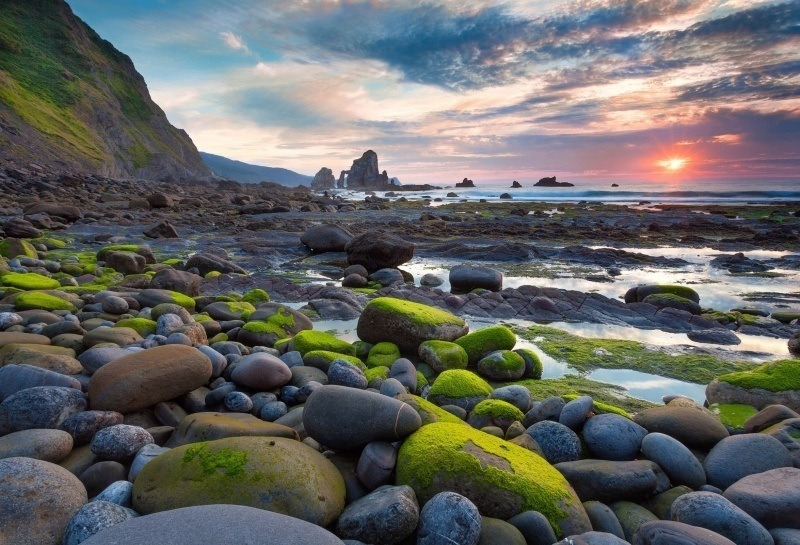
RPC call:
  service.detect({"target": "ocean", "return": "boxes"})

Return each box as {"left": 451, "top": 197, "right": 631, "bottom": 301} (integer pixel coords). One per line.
{"left": 332, "top": 178, "right": 800, "bottom": 205}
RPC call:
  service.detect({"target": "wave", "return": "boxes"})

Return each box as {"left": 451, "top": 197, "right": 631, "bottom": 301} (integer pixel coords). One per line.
{"left": 536, "top": 190, "right": 800, "bottom": 199}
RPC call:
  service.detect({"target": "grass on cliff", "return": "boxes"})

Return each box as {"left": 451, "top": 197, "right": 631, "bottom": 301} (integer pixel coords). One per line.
{"left": 518, "top": 325, "right": 755, "bottom": 385}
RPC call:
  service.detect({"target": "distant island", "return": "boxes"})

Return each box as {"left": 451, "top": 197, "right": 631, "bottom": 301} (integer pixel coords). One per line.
{"left": 456, "top": 178, "right": 476, "bottom": 188}
{"left": 534, "top": 176, "right": 574, "bottom": 187}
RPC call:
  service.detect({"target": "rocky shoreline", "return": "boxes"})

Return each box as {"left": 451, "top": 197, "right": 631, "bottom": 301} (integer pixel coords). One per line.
{"left": 1, "top": 167, "right": 800, "bottom": 545}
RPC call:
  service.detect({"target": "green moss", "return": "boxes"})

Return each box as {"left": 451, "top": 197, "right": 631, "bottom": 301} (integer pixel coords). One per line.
{"left": 1, "top": 272, "right": 60, "bottom": 290}
{"left": 0, "top": 238, "right": 37, "bottom": 259}
{"left": 97, "top": 244, "right": 141, "bottom": 258}
{"left": 429, "top": 369, "right": 493, "bottom": 399}
{"left": 14, "top": 291, "right": 75, "bottom": 312}
{"left": 652, "top": 285, "right": 700, "bottom": 302}
{"left": 515, "top": 348, "right": 543, "bottom": 380}
{"left": 472, "top": 399, "right": 525, "bottom": 421}
{"left": 162, "top": 258, "right": 182, "bottom": 266}
{"left": 365, "top": 366, "right": 389, "bottom": 382}
{"left": 455, "top": 325, "right": 517, "bottom": 364}
{"left": 771, "top": 311, "right": 800, "bottom": 324}
{"left": 219, "top": 301, "right": 256, "bottom": 320}
{"left": 304, "top": 351, "right": 365, "bottom": 371}
{"left": 181, "top": 443, "right": 248, "bottom": 477}
{"left": 349, "top": 287, "right": 377, "bottom": 294}
{"left": 30, "top": 237, "right": 67, "bottom": 250}
{"left": 396, "top": 393, "right": 465, "bottom": 426}
{"left": 115, "top": 317, "right": 157, "bottom": 336}
{"left": 709, "top": 403, "right": 757, "bottom": 429}
{"left": 205, "top": 271, "right": 222, "bottom": 279}
{"left": 366, "top": 342, "right": 401, "bottom": 368}
{"left": 520, "top": 325, "right": 753, "bottom": 384}
{"left": 479, "top": 350, "right": 525, "bottom": 371}
{"left": 508, "top": 376, "right": 656, "bottom": 414}
{"left": 717, "top": 359, "right": 800, "bottom": 392}
{"left": 128, "top": 139, "right": 152, "bottom": 169}
{"left": 165, "top": 291, "right": 196, "bottom": 311}
{"left": 209, "top": 332, "right": 228, "bottom": 344}
{"left": 352, "top": 340, "right": 373, "bottom": 360}
{"left": 396, "top": 422, "right": 574, "bottom": 536}
{"left": 242, "top": 288, "right": 270, "bottom": 305}
{"left": 419, "top": 340, "right": 469, "bottom": 371}
{"left": 290, "top": 330, "right": 356, "bottom": 357}
{"left": 365, "top": 297, "right": 466, "bottom": 327}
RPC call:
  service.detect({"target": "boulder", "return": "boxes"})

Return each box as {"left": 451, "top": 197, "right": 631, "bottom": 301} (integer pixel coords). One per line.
{"left": 0, "top": 385, "right": 86, "bottom": 433}
{"left": 633, "top": 521, "right": 736, "bottom": 545}
{"left": 703, "top": 433, "right": 793, "bottom": 489}
{"left": 132, "top": 436, "right": 346, "bottom": 526}
{"left": 633, "top": 404, "right": 728, "bottom": 450}
{"left": 449, "top": 265, "right": 503, "bottom": 293}
{"left": 88, "top": 345, "right": 212, "bottom": 413}
{"left": 417, "top": 492, "right": 482, "bottom": 545}
{"left": 526, "top": 420, "right": 582, "bottom": 464}
{"left": 148, "top": 269, "right": 202, "bottom": 296}
{"left": 554, "top": 460, "right": 663, "bottom": 503}
{"left": 357, "top": 297, "right": 468, "bottom": 353}
{"left": 582, "top": 413, "right": 648, "bottom": 461}
{"left": 336, "top": 485, "right": 419, "bottom": 544}
{"left": 345, "top": 232, "right": 415, "bottom": 272}
{"left": 706, "top": 360, "right": 800, "bottom": 411}
{"left": 397, "top": 422, "right": 591, "bottom": 537}
{"left": 230, "top": 352, "right": 292, "bottom": 390}
{"left": 724, "top": 467, "right": 800, "bottom": 530}
{"left": 454, "top": 325, "right": 516, "bottom": 365}
{"left": 301, "top": 223, "right": 353, "bottom": 253}
{"left": 184, "top": 253, "right": 246, "bottom": 276}
{"left": 165, "top": 412, "right": 298, "bottom": 447}
{"left": 670, "top": 491, "right": 774, "bottom": 545}
{"left": 0, "top": 428, "right": 73, "bottom": 462}
{"left": 640, "top": 432, "right": 706, "bottom": 489}
{"left": 427, "top": 369, "right": 493, "bottom": 412}
{"left": 0, "top": 364, "right": 82, "bottom": 401}
{"left": 62, "top": 500, "right": 138, "bottom": 545}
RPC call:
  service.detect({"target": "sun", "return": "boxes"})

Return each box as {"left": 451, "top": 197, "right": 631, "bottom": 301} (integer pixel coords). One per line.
{"left": 658, "top": 157, "right": 688, "bottom": 171}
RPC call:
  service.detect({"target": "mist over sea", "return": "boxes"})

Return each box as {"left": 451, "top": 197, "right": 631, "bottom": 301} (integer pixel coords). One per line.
{"left": 335, "top": 178, "right": 800, "bottom": 205}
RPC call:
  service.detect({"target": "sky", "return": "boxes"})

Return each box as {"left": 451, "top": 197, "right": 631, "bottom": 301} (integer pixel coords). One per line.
{"left": 67, "top": 0, "right": 800, "bottom": 184}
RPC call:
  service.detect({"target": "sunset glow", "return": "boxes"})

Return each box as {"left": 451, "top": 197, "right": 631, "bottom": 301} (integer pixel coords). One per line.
{"left": 658, "top": 158, "right": 689, "bottom": 171}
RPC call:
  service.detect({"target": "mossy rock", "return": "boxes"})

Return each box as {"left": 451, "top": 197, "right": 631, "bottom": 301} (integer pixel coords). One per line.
{"left": 707, "top": 359, "right": 800, "bottom": 411}
{"left": 418, "top": 340, "right": 468, "bottom": 373}
{"left": 366, "top": 342, "right": 401, "bottom": 368}
{"left": 428, "top": 369, "right": 494, "bottom": 412}
{"left": 287, "top": 330, "right": 356, "bottom": 357}
{"left": 467, "top": 399, "right": 525, "bottom": 431}
{"left": 114, "top": 317, "right": 157, "bottom": 336}
{"left": 771, "top": 310, "right": 800, "bottom": 324}
{"left": 237, "top": 308, "right": 299, "bottom": 347}
{"left": 364, "top": 366, "right": 389, "bottom": 385}
{"left": 709, "top": 403, "right": 758, "bottom": 429}
{"left": 0, "top": 238, "right": 37, "bottom": 259}
{"left": 204, "top": 301, "right": 256, "bottom": 321}
{"left": 477, "top": 350, "right": 526, "bottom": 381}
{"left": 394, "top": 393, "right": 465, "bottom": 426}
{"left": 31, "top": 237, "right": 67, "bottom": 250}
{"left": 396, "top": 422, "right": 590, "bottom": 537}
{"left": 356, "top": 297, "right": 469, "bottom": 353}
{"left": 303, "top": 351, "right": 365, "bottom": 373}
{"left": 242, "top": 288, "right": 270, "bottom": 305}
{"left": 97, "top": 244, "right": 155, "bottom": 264}
{"left": 352, "top": 340, "right": 374, "bottom": 360}
{"left": 455, "top": 325, "right": 517, "bottom": 365}
{"left": 0, "top": 272, "right": 61, "bottom": 291}
{"left": 641, "top": 293, "right": 701, "bottom": 315}
{"left": 625, "top": 285, "right": 700, "bottom": 304}
{"left": 132, "top": 436, "right": 346, "bottom": 526}
{"left": 561, "top": 394, "right": 630, "bottom": 419}
{"left": 515, "top": 348, "right": 543, "bottom": 380}
{"left": 13, "top": 291, "right": 76, "bottom": 312}
{"left": 135, "top": 289, "right": 196, "bottom": 311}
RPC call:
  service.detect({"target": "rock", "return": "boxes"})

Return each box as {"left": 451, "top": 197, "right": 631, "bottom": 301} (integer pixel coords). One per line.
{"left": 0, "top": 457, "right": 88, "bottom": 545}
{"left": 128, "top": 443, "right": 169, "bottom": 481}
{"left": 582, "top": 413, "right": 648, "bottom": 461}
{"left": 0, "top": 343, "right": 82, "bottom": 374}
{"left": 611, "top": 501, "right": 659, "bottom": 542}
{"left": 449, "top": 265, "right": 503, "bottom": 293}
{"left": 78, "top": 346, "right": 132, "bottom": 374}
{"left": 417, "top": 492, "right": 482, "bottom": 545}
{"left": 345, "top": 232, "right": 415, "bottom": 272}
{"left": 328, "top": 359, "right": 368, "bottom": 389}
{"left": 231, "top": 352, "right": 292, "bottom": 390}
{"left": 479, "top": 517, "right": 527, "bottom": 544}
{"left": 80, "top": 460, "right": 128, "bottom": 497}
{"left": 770, "top": 528, "right": 800, "bottom": 545}
{"left": 0, "top": 364, "right": 82, "bottom": 401}
{"left": 454, "top": 325, "right": 516, "bottom": 365}
{"left": 357, "top": 297, "right": 468, "bottom": 353}
{"left": 95, "top": 480, "right": 134, "bottom": 507}
{"left": 59, "top": 410, "right": 124, "bottom": 445}
{"left": 301, "top": 223, "right": 353, "bottom": 253}
{"left": 671, "top": 491, "right": 774, "bottom": 545}
{"left": 744, "top": 405, "right": 800, "bottom": 433}
{"left": 104, "top": 250, "right": 146, "bottom": 274}
{"left": 165, "top": 412, "right": 298, "bottom": 447}
{"left": 83, "top": 326, "right": 143, "bottom": 348}
{"left": 508, "top": 510, "right": 559, "bottom": 545}
{"left": 559, "top": 395, "right": 594, "bottom": 431}
{"left": 132, "top": 436, "right": 346, "bottom": 526}
{"left": 0, "top": 385, "right": 86, "bottom": 433}
{"left": 397, "top": 422, "right": 591, "bottom": 536}
{"left": 336, "top": 485, "right": 419, "bottom": 545}
{"left": 555, "top": 460, "right": 663, "bottom": 503}
{"left": 625, "top": 285, "right": 700, "bottom": 304}
{"left": 90, "top": 424, "right": 154, "bottom": 462}
{"left": 146, "top": 192, "right": 173, "bottom": 208}
{"left": 368, "top": 268, "right": 405, "bottom": 287}
{"left": 143, "top": 220, "right": 179, "bottom": 238}
{"left": 633, "top": 405, "right": 729, "bottom": 450}
{"left": 476, "top": 350, "right": 525, "bottom": 381}
{"left": 643, "top": 293, "right": 702, "bottom": 314}
{"left": 558, "top": 531, "right": 629, "bottom": 544}
{"left": 706, "top": 359, "right": 800, "bottom": 411}
{"left": 703, "top": 433, "right": 793, "bottom": 489}
{"left": 421, "top": 274, "right": 444, "bottom": 287}
{"left": 688, "top": 328, "right": 741, "bottom": 345}
{"left": 184, "top": 253, "right": 246, "bottom": 276}
{"left": 724, "top": 467, "right": 800, "bottom": 530}
{"left": 583, "top": 501, "right": 626, "bottom": 539}
{"left": 427, "top": 369, "right": 493, "bottom": 412}
{"left": 63, "top": 500, "right": 138, "bottom": 545}
{"left": 303, "top": 385, "right": 421, "bottom": 450}
{"left": 0, "top": 428, "right": 73, "bottom": 462}
{"left": 149, "top": 269, "right": 202, "bottom": 296}
{"left": 524, "top": 397, "right": 566, "bottom": 426}
{"left": 82, "top": 504, "right": 345, "bottom": 544}
{"left": 640, "top": 432, "right": 706, "bottom": 489}
{"left": 633, "top": 521, "right": 736, "bottom": 545}
{"left": 789, "top": 331, "right": 800, "bottom": 357}
{"left": 525, "top": 420, "right": 582, "bottom": 464}
{"left": 489, "top": 385, "right": 532, "bottom": 413}
{"left": 88, "top": 345, "right": 212, "bottom": 413}
{"left": 311, "top": 167, "right": 337, "bottom": 188}
{"left": 357, "top": 441, "right": 397, "bottom": 490}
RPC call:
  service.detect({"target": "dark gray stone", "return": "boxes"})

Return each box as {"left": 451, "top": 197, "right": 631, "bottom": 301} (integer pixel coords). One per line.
{"left": 63, "top": 500, "right": 138, "bottom": 545}
{"left": 554, "top": 460, "right": 662, "bottom": 503}
{"left": 224, "top": 391, "right": 253, "bottom": 413}
{"left": 771, "top": 529, "right": 800, "bottom": 545}
{"left": 724, "top": 467, "right": 800, "bottom": 530}
{"left": 336, "top": 485, "right": 419, "bottom": 545}
{"left": 559, "top": 395, "right": 594, "bottom": 430}
{"left": 557, "top": 531, "right": 629, "bottom": 544}
{"left": 449, "top": 265, "right": 503, "bottom": 293}
{"left": 94, "top": 480, "right": 133, "bottom": 507}
{"left": 78, "top": 346, "right": 132, "bottom": 374}
{"left": 523, "top": 396, "right": 565, "bottom": 426}
{"left": 704, "top": 433, "right": 793, "bottom": 489}
{"left": 490, "top": 385, "right": 532, "bottom": 413}
{"left": 60, "top": 410, "right": 124, "bottom": 445}
{"left": 582, "top": 413, "right": 648, "bottom": 461}
{"left": 640, "top": 432, "right": 706, "bottom": 489}
{"left": 0, "top": 364, "right": 82, "bottom": 401}
{"left": 231, "top": 352, "right": 292, "bottom": 390}
{"left": 633, "top": 521, "right": 736, "bottom": 544}
{"left": 356, "top": 441, "right": 397, "bottom": 490}
{"left": 389, "top": 358, "right": 417, "bottom": 392}
{"left": 687, "top": 328, "right": 741, "bottom": 346}
{"left": 671, "top": 491, "right": 774, "bottom": 545}
{"left": 90, "top": 424, "right": 154, "bottom": 462}
{"left": 0, "top": 386, "right": 86, "bottom": 433}
{"left": 260, "top": 401, "right": 288, "bottom": 422}
{"left": 417, "top": 491, "right": 482, "bottom": 545}
{"left": 507, "top": 510, "right": 558, "bottom": 545}
{"left": 525, "top": 420, "right": 581, "bottom": 464}
{"left": 328, "top": 360, "right": 368, "bottom": 389}
{"left": 583, "top": 501, "right": 626, "bottom": 540}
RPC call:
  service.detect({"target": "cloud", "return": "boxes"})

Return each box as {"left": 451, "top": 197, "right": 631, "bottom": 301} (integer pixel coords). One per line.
{"left": 220, "top": 31, "right": 251, "bottom": 54}
{"left": 676, "top": 59, "right": 800, "bottom": 102}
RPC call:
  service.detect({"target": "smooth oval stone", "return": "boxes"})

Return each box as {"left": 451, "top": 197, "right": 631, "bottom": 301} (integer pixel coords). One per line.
{"left": 417, "top": 491, "right": 482, "bottom": 545}
{"left": 0, "top": 385, "right": 86, "bottom": 432}
{"left": 508, "top": 510, "right": 559, "bottom": 545}
{"left": 128, "top": 444, "right": 169, "bottom": 482}
{"left": 328, "top": 359, "right": 368, "bottom": 389}
{"left": 132, "top": 436, "right": 346, "bottom": 526}
{"left": 743, "top": 405, "right": 800, "bottom": 433}
{"left": 704, "top": 433, "right": 793, "bottom": 489}
{"left": 230, "top": 352, "right": 292, "bottom": 390}
{"left": 336, "top": 485, "right": 419, "bottom": 545}
{"left": 0, "top": 343, "right": 82, "bottom": 374}
{"left": 490, "top": 385, "right": 532, "bottom": 413}
{"left": 525, "top": 420, "right": 582, "bottom": 464}
{"left": 611, "top": 501, "right": 658, "bottom": 542}
{"left": 80, "top": 460, "right": 127, "bottom": 498}
{"left": 523, "top": 396, "right": 565, "bottom": 426}
{"left": 671, "top": 491, "right": 774, "bottom": 545}
{"left": 583, "top": 501, "right": 626, "bottom": 539}
{"left": 640, "top": 432, "right": 706, "bottom": 489}
{"left": 554, "top": 460, "right": 661, "bottom": 504}
{"left": 88, "top": 345, "right": 212, "bottom": 413}
{"left": 582, "top": 413, "right": 648, "bottom": 461}
{"left": 356, "top": 441, "right": 397, "bottom": 490}
{"left": 95, "top": 480, "right": 134, "bottom": 507}
{"left": 0, "top": 364, "right": 82, "bottom": 401}
{"left": 78, "top": 346, "right": 133, "bottom": 374}
{"left": 389, "top": 358, "right": 417, "bottom": 391}
{"left": 479, "top": 516, "right": 527, "bottom": 544}
{"left": 724, "top": 467, "right": 800, "bottom": 530}
{"left": 80, "top": 504, "right": 345, "bottom": 545}
{"left": 90, "top": 424, "right": 154, "bottom": 462}
{"left": 558, "top": 531, "right": 630, "bottom": 544}
{"left": 63, "top": 500, "right": 138, "bottom": 545}
{"left": 559, "top": 395, "right": 594, "bottom": 430}
{"left": 0, "top": 428, "right": 73, "bottom": 462}
{"left": 303, "top": 385, "right": 421, "bottom": 450}
{"left": 770, "top": 529, "right": 800, "bottom": 545}
{"left": 633, "top": 520, "right": 736, "bottom": 545}
{"left": 0, "top": 457, "right": 88, "bottom": 545}
{"left": 59, "top": 410, "right": 124, "bottom": 445}
{"left": 633, "top": 405, "right": 729, "bottom": 450}
{"left": 83, "top": 326, "right": 143, "bottom": 348}
{"left": 165, "top": 411, "right": 298, "bottom": 447}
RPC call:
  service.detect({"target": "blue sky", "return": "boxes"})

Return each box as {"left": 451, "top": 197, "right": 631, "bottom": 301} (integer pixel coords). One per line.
{"left": 68, "top": 0, "right": 800, "bottom": 184}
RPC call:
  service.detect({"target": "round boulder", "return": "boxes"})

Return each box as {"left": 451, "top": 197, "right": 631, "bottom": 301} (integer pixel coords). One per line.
{"left": 582, "top": 414, "right": 648, "bottom": 461}
{"left": 336, "top": 485, "right": 419, "bottom": 545}
{"left": 417, "top": 492, "right": 482, "bottom": 545}
{"left": 703, "top": 433, "right": 793, "bottom": 489}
